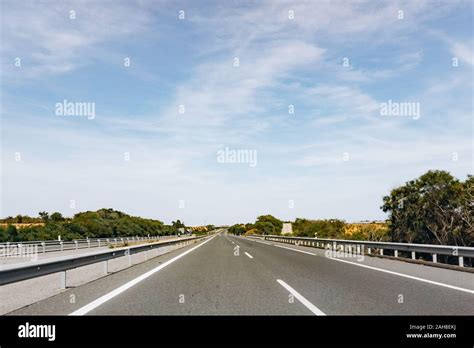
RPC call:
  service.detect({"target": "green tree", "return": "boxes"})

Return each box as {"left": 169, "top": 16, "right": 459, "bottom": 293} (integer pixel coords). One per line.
{"left": 0, "top": 226, "right": 7, "bottom": 242}
{"left": 172, "top": 220, "right": 185, "bottom": 229}
{"left": 229, "top": 224, "right": 246, "bottom": 235}
{"left": 38, "top": 211, "right": 49, "bottom": 222}
{"left": 50, "top": 212, "right": 64, "bottom": 222}
{"left": 6, "top": 225, "right": 18, "bottom": 242}
{"left": 254, "top": 215, "right": 282, "bottom": 235}
{"left": 381, "top": 170, "right": 473, "bottom": 246}
{"left": 293, "top": 218, "right": 345, "bottom": 238}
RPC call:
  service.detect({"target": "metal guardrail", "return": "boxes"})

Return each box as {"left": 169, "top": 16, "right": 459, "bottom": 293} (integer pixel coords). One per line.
{"left": 248, "top": 235, "right": 474, "bottom": 267}
{"left": 0, "top": 235, "right": 209, "bottom": 288}
{"left": 0, "top": 235, "right": 180, "bottom": 256}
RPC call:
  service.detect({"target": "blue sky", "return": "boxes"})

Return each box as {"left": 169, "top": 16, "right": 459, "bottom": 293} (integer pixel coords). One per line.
{"left": 1, "top": 0, "right": 472, "bottom": 225}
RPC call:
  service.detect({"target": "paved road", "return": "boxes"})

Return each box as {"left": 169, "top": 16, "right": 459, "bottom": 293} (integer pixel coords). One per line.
{"left": 9, "top": 233, "right": 474, "bottom": 315}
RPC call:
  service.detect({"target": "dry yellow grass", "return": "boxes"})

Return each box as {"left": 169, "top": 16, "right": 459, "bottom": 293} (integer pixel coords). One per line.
{"left": 0, "top": 223, "right": 45, "bottom": 229}
{"left": 342, "top": 223, "right": 389, "bottom": 241}
{"left": 244, "top": 229, "right": 258, "bottom": 236}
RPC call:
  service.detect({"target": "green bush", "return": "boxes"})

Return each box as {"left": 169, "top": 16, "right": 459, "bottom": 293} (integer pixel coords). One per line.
{"left": 5, "top": 208, "right": 172, "bottom": 242}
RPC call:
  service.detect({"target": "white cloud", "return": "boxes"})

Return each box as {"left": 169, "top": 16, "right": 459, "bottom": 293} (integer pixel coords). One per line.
{"left": 1, "top": 0, "right": 151, "bottom": 79}
{"left": 452, "top": 42, "right": 473, "bottom": 66}
{"left": 305, "top": 85, "right": 380, "bottom": 124}
{"left": 1, "top": 0, "right": 471, "bottom": 224}
{"left": 158, "top": 40, "right": 325, "bottom": 134}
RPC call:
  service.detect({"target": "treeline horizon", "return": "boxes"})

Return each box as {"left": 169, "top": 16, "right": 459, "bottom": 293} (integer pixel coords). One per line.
{"left": 229, "top": 170, "right": 473, "bottom": 248}
{"left": 0, "top": 208, "right": 215, "bottom": 243}
{"left": 1, "top": 170, "right": 472, "bottom": 247}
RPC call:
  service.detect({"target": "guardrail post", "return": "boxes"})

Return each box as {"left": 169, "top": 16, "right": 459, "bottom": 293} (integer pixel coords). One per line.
{"left": 380, "top": 248, "right": 383, "bottom": 256}
{"left": 394, "top": 250, "right": 398, "bottom": 258}
{"left": 42, "top": 242, "right": 46, "bottom": 253}
{"left": 411, "top": 251, "right": 415, "bottom": 260}
{"left": 60, "top": 241, "right": 64, "bottom": 252}
{"left": 87, "top": 239, "right": 91, "bottom": 248}
{"left": 127, "top": 250, "right": 132, "bottom": 266}
{"left": 367, "top": 247, "right": 371, "bottom": 254}
{"left": 59, "top": 271, "right": 66, "bottom": 289}
{"left": 74, "top": 241, "right": 78, "bottom": 250}
{"left": 432, "top": 254, "right": 437, "bottom": 263}
{"left": 104, "top": 260, "right": 109, "bottom": 274}
{"left": 357, "top": 245, "right": 361, "bottom": 254}
{"left": 459, "top": 256, "right": 464, "bottom": 267}
{"left": 98, "top": 239, "right": 101, "bottom": 247}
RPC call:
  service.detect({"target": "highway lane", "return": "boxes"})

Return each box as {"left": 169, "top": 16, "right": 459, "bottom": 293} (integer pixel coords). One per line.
{"left": 8, "top": 237, "right": 216, "bottom": 315}
{"left": 230, "top": 235, "right": 474, "bottom": 315}
{"left": 8, "top": 233, "right": 474, "bottom": 315}
{"left": 78, "top": 234, "right": 311, "bottom": 315}
{"left": 240, "top": 236, "right": 474, "bottom": 290}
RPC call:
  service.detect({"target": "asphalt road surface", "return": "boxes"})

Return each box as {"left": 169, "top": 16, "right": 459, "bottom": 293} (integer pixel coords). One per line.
{"left": 9, "top": 233, "right": 474, "bottom": 315}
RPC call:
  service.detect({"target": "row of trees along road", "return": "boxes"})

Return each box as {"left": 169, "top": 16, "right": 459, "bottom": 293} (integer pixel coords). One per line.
{"left": 0, "top": 209, "right": 188, "bottom": 242}
{"left": 229, "top": 170, "right": 473, "bottom": 248}
{"left": 1, "top": 171, "right": 472, "bottom": 249}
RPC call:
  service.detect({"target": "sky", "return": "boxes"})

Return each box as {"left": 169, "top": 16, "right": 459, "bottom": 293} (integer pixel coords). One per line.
{"left": 0, "top": 0, "right": 472, "bottom": 226}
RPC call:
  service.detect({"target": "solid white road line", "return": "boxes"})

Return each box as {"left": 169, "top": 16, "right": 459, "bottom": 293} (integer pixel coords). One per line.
{"left": 274, "top": 244, "right": 317, "bottom": 256}
{"left": 255, "top": 239, "right": 473, "bottom": 295}
{"left": 329, "top": 257, "right": 474, "bottom": 294}
{"left": 69, "top": 235, "right": 216, "bottom": 316}
{"left": 276, "top": 279, "right": 326, "bottom": 316}
{"left": 244, "top": 252, "right": 254, "bottom": 259}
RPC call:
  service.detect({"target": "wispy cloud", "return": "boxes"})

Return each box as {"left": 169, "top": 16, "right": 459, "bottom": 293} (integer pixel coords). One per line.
{"left": 1, "top": 0, "right": 152, "bottom": 79}
{"left": 1, "top": 0, "right": 472, "bottom": 224}
{"left": 452, "top": 42, "right": 473, "bottom": 66}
